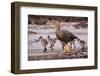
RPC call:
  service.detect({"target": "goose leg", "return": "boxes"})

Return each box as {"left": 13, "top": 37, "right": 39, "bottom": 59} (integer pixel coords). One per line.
{"left": 67, "top": 43, "right": 70, "bottom": 49}
{"left": 61, "top": 42, "right": 65, "bottom": 50}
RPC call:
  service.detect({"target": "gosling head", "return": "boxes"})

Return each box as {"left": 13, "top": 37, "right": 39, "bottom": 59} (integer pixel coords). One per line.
{"left": 48, "top": 35, "right": 50, "bottom": 38}
{"left": 39, "top": 36, "right": 42, "bottom": 40}
{"left": 79, "top": 40, "right": 86, "bottom": 44}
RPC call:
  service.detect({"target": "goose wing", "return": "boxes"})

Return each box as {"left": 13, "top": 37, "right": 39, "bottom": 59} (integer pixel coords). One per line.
{"left": 61, "top": 30, "right": 78, "bottom": 43}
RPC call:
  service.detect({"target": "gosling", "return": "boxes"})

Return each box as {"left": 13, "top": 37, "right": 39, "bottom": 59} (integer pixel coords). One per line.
{"left": 69, "top": 39, "right": 76, "bottom": 49}
{"left": 47, "top": 35, "right": 56, "bottom": 50}
{"left": 39, "top": 36, "right": 48, "bottom": 52}
{"left": 79, "top": 40, "right": 86, "bottom": 50}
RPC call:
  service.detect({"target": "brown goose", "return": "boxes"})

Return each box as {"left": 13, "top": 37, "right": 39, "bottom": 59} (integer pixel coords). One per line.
{"left": 55, "top": 20, "right": 79, "bottom": 50}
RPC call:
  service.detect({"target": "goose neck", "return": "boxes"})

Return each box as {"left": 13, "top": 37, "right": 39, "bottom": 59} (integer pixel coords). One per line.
{"left": 56, "top": 24, "right": 60, "bottom": 31}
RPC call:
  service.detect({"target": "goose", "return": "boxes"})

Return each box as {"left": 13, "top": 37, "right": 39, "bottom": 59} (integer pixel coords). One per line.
{"left": 55, "top": 19, "right": 79, "bottom": 52}
{"left": 79, "top": 40, "right": 86, "bottom": 50}
{"left": 39, "top": 36, "right": 48, "bottom": 52}
{"left": 47, "top": 35, "right": 56, "bottom": 50}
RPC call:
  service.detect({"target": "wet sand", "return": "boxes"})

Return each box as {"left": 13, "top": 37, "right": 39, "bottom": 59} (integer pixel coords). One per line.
{"left": 28, "top": 48, "right": 88, "bottom": 61}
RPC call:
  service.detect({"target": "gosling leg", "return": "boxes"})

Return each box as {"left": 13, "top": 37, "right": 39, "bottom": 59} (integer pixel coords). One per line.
{"left": 51, "top": 47, "right": 54, "bottom": 50}
{"left": 43, "top": 47, "right": 47, "bottom": 52}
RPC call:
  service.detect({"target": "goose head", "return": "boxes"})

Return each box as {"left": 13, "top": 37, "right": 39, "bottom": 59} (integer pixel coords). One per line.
{"left": 55, "top": 19, "right": 61, "bottom": 31}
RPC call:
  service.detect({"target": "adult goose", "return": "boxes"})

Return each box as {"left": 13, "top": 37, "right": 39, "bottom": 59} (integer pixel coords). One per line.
{"left": 55, "top": 19, "right": 79, "bottom": 51}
